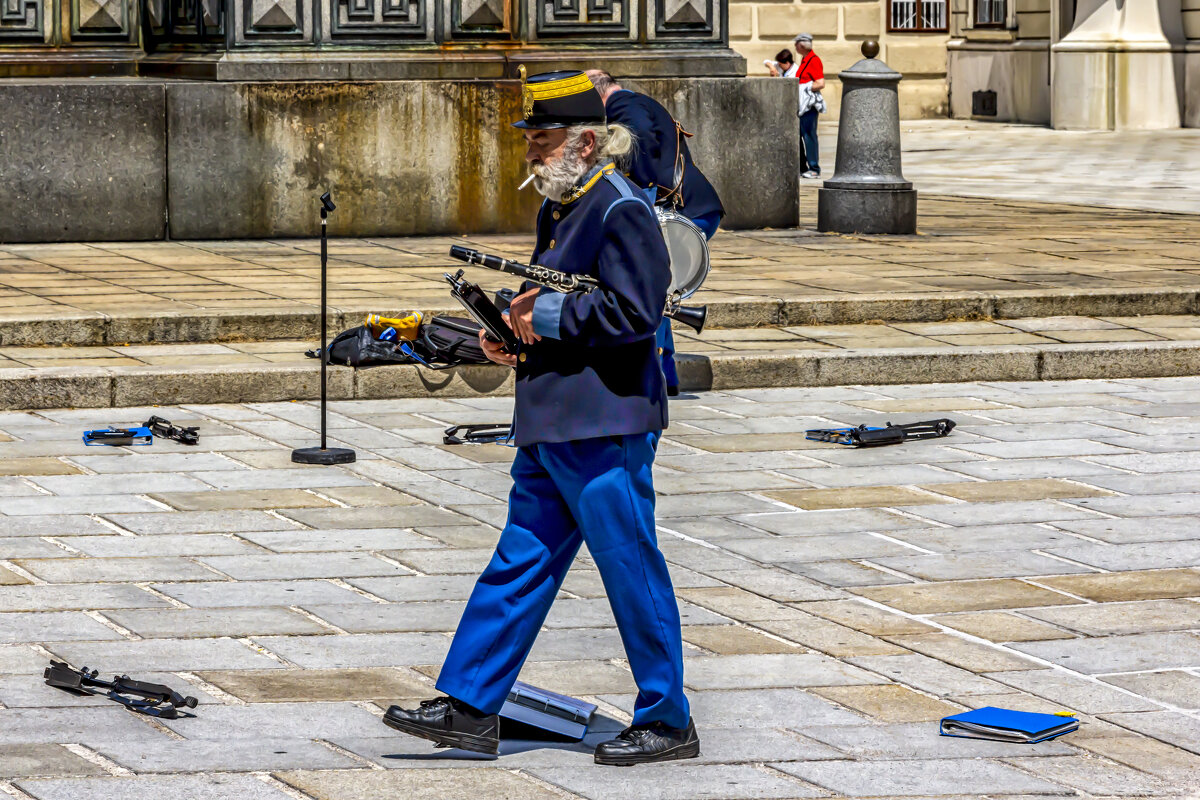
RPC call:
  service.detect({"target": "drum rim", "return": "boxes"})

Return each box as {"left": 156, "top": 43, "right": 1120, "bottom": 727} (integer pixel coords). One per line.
{"left": 655, "top": 207, "right": 710, "bottom": 300}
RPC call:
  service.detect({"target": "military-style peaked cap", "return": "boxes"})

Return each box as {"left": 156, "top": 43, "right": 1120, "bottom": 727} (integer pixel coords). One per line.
{"left": 513, "top": 67, "right": 606, "bottom": 129}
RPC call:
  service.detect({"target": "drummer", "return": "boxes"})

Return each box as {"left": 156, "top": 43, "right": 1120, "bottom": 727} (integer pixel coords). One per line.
{"left": 586, "top": 70, "right": 724, "bottom": 396}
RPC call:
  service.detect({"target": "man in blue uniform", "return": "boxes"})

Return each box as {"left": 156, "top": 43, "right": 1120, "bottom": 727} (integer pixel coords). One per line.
{"left": 586, "top": 69, "right": 724, "bottom": 396}
{"left": 382, "top": 69, "right": 699, "bottom": 767}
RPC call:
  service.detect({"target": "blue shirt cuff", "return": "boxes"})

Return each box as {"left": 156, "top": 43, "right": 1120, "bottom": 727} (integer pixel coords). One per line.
{"left": 531, "top": 290, "right": 565, "bottom": 339}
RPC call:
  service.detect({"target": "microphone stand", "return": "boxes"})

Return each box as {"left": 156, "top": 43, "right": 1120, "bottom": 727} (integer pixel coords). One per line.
{"left": 292, "top": 191, "right": 356, "bottom": 466}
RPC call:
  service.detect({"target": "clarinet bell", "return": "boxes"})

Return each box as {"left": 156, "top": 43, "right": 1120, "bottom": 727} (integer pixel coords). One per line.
{"left": 668, "top": 304, "right": 706, "bottom": 334}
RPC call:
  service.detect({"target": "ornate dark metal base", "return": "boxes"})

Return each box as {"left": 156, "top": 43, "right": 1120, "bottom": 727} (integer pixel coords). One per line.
{"left": 291, "top": 446, "right": 356, "bottom": 465}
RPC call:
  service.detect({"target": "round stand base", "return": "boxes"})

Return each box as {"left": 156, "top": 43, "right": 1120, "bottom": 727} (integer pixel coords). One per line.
{"left": 817, "top": 187, "right": 918, "bottom": 234}
{"left": 291, "top": 446, "right": 356, "bottom": 465}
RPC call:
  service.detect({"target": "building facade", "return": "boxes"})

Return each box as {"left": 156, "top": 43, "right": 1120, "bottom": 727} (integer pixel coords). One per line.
{"left": 728, "top": 0, "right": 951, "bottom": 118}
{"left": 727, "top": 0, "right": 1198, "bottom": 128}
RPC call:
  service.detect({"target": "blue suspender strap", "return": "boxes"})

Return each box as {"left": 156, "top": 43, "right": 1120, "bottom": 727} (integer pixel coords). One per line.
{"left": 602, "top": 169, "right": 655, "bottom": 224}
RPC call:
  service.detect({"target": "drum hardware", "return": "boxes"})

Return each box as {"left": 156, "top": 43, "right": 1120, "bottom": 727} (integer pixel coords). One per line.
{"left": 655, "top": 206, "right": 710, "bottom": 307}
{"left": 447, "top": 245, "right": 707, "bottom": 334}
{"left": 806, "top": 419, "right": 956, "bottom": 447}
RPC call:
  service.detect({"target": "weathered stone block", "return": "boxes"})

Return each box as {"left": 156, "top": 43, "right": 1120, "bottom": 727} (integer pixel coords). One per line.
{"left": 730, "top": 4, "right": 752, "bottom": 38}
{"left": 1017, "top": 10, "right": 1051, "bottom": 38}
{"left": 818, "top": 186, "right": 918, "bottom": 233}
{"left": 886, "top": 42, "right": 951, "bottom": 75}
{"left": 111, "top": 364, "right": 353, "bottom": 406}
{"left": 107, "top": 308, "right": 329, "bottom": 346}
{"left": 0, "top": 368, "right": 111, "bottom": 410}
{"left": 353, "top": 363, "right": 514, "bottom": 399}
{"left": 813, "top": 346, "right": 1038, "bottom": 385}
{"left": 708, "top": 352, "right": 821, "bottom": 389}
{"left": 166, "top": 81, "right": 539, "bottom": 239}
{"left": 625, "top": 77, "right": 799, "bottom": 229}
{"left": 0, "top": 315, "right": 108, "bottom": 347}
{"left": 780, "top": 294, "right": 991, "bottom": 325}
{"left": 843, "top": 4, "right": 881, "bottom": 36}
{"left": 0, "top": 82, "right": 166, "bottom": 243}
{"left": 757, "top": 6, "right": 839, "bottom": 38}
{"left": 994, "top": 288, "right": 1199, "bottom": 319}
{"left": 896, "top": 77, "right": 950, "bottom": 117}
{"left": 1040, "top": 341, "right": 1200, "bottom": 380}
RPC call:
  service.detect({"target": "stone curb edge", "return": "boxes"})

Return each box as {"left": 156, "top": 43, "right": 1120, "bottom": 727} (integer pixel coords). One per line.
{"left": 4, "top": 287, "right": 1198, "bottom": 346}
{"left": 3, "top": 340, "right": 1198, "bottom": 410}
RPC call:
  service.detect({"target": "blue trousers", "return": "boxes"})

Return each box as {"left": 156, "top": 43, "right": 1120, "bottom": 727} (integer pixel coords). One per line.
{"left": 799, "top": 108, "right": 820, "bottom": 174}
{"left": 658, "top": 211, "right": 720, "bottom": 389}
{"left": 436, "top": 431, "right": 690, "bottom": 730}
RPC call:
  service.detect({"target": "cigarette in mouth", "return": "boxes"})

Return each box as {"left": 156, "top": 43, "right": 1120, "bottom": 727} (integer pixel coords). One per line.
{"left": 518, "top": 174, "right": 536, "bottom": 191}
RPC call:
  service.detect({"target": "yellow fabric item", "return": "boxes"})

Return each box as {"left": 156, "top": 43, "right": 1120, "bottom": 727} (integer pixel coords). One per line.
{"left": 526, "top": 73, "right": 595, "bottom": 100}
{"left": 561, "top": 164, "right": 616, "bottom": 206}
{"left": 365, "top": 311, "right": 423, "bottom": 341}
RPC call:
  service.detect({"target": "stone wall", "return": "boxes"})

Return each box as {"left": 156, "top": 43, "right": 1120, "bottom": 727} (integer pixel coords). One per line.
{"left": 726, "top": 0, "right": 950, "bottom": 118}
{"left": 0, "top": 76, "right": 797, "bottom": 243}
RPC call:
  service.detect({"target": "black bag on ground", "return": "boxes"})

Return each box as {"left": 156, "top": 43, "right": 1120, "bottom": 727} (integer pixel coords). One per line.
{"left": 307, "top": 316, "right": 489, "bottom": 369}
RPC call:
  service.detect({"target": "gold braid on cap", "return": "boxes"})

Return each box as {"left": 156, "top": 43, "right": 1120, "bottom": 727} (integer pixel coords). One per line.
{"left": 519, "top": 65, "right": 534, "bottom": 120}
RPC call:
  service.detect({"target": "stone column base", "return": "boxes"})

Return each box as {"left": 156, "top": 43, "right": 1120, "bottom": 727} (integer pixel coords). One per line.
{"left": 817, "top": 188, "right": 918, "bottom": 235}
{"left": 1051, "top": 44, "right": 1185, "bottom": 130}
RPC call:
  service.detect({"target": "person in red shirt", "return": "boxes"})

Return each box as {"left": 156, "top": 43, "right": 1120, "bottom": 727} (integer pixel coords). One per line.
{"left": 793, "top": 33, "right": 825, "bottom": 179}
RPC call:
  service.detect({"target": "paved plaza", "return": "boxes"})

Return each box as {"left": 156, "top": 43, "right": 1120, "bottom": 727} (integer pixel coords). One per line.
{"left": 2, "top": 121, "right": 1200, "bottom": 798}
{"left": 3, "top": 193, "right": 1199, "bottom": 327}
{"left": 2, "top": 378, "right": 1200, "bottom": 798}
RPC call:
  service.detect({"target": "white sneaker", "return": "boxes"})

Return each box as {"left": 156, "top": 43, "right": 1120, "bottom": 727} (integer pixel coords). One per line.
{"left": 802, "top": 171, "right": 820, "bottom": 179}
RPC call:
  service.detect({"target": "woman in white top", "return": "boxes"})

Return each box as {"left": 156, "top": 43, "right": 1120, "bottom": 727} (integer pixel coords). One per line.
{"left": 765, "top": 49, "right": 798, "bottom": 79}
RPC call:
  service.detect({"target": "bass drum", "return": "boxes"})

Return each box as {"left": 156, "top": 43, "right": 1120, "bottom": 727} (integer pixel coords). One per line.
{"left": 655, "top": 207, "right": 710, "bottom": 301}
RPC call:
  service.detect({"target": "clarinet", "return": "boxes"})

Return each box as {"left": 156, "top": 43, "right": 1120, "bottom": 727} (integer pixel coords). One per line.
{"left": 450, "top": 246, "right": 598, "bottom": 293}
{"left": 448, "top": 246, "right": 706, "bottom": 333}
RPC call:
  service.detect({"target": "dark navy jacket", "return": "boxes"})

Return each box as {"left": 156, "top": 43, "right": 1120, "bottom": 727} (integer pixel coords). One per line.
{"left": 605, "top": 89, "right": 724, "bottom": 221}
{"left": 514, "top": 164, "right": 671, "bottom": 446}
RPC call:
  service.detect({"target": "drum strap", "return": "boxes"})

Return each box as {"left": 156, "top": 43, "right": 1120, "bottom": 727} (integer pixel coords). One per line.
{"left": 657, "top": 120, "right": 693, "bottom": 210}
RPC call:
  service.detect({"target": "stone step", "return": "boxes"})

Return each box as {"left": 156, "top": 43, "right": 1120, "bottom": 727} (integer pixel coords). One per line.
{"left": 4, "top": 334, "right": 1199, "bottom": 410}
{"left": 5, "top": 287, "right": 1199, "bottom": 347}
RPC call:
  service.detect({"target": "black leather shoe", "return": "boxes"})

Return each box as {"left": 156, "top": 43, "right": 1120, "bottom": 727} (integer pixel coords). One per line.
{"left": 667, "top": 385, "right": 680, "bottom": 397}
{"left": 383, "top": 696, "right": 499, "bottom": 755}
{"left": 594, "top": 718, "right": 700, "bottom": 766}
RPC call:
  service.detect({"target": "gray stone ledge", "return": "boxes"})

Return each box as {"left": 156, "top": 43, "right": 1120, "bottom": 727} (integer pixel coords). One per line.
{"left": 0, "top": 368, "right": 112, "bottom": 410}
{"left": 5, "top": 287, "right": 1200, "bottom": 348}
{"left": 5, "top": 340, "right": 1200, "bottom": 409}
{"left": 1038, "top": 341, "right": 1200, "bottom": 381}
{"left": 994, "top": 288, "right": 1200, "bottom": 320}
{"left": 0, "top": 315, "right": 108, "bottom": 347}
{"left": 110, "top": 364, "right": 354, "bottom": 407}
{"left": 813, "top": 346, "right": 1040, "bottom": 386}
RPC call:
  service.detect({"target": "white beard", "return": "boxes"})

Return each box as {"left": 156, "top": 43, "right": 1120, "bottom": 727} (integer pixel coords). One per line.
{"left": 531, "top": 145, "right": 590, "bottom": 202}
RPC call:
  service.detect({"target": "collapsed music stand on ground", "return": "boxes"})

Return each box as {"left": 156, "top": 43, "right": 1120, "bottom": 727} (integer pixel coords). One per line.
{"left": 293, "top": 191, "right": 356, "bottom": 466}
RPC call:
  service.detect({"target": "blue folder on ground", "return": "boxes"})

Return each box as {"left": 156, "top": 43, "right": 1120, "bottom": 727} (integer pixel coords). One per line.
{"left": 940, "top": 707, "right": 1079, "bottom": 743}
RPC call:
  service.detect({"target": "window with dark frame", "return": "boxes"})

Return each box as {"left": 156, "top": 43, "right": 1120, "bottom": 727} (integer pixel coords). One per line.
{"left": 974, "top": 0, "right": 1007, "bottom": 25}
{"left": 889, "top": 0, "right": 948, "bottom": 31}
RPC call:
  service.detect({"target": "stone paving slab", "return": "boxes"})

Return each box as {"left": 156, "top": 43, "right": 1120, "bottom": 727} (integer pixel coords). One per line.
{"left": 530, "top": 763, "right": 824, "bottom": 799}
{"left": 277, "top": 768, "right": 563, "bottom": 800}
{"left": 0, "top": 744, "right": 107, "bottom": 779}
{"left": 2, "top": 378, "right": 1200, "bottom": 797}
{"left": 15, "top": 775, "right": 299, "bottom": 800}
{"left": 772, "top": 757, "right": 1070, "bottom": 796}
